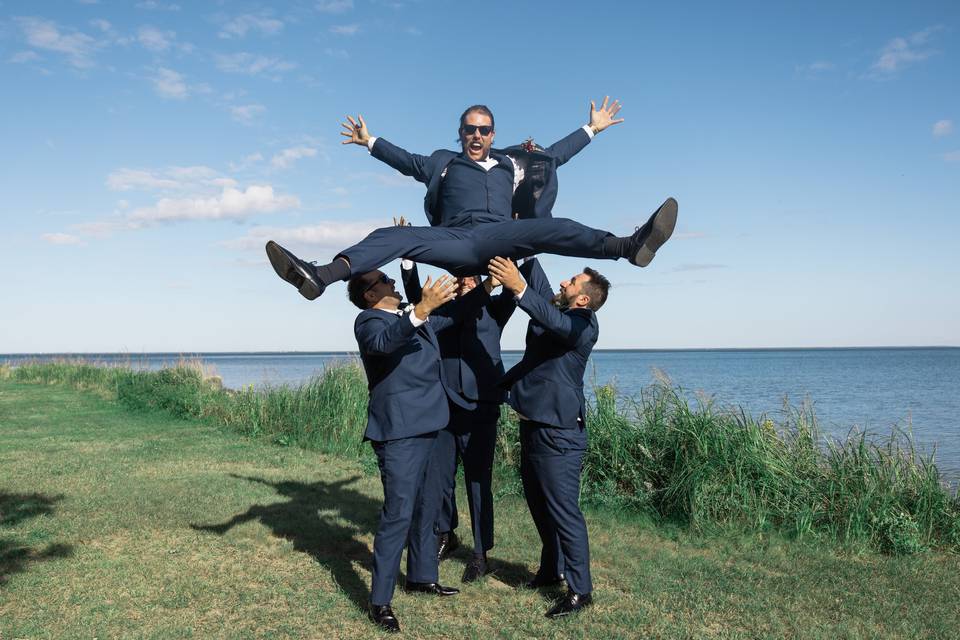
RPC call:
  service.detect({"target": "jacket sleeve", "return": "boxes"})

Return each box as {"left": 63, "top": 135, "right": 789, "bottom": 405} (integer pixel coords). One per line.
{"left": 487, "top": 289, "right": 518, "bottom": 329}
{"left": 520, "top": 258, "right": 554, "bottom": 302}
{"left": 517, "top": 286, "right": 596, "bottom": 348}
{"left": 544, "top": 127, "right": 591, "bottom": 168}
{"left": 354, "top": 312, "right": 418, "bottom": 355}
{"left": 370, "top": 138, "right": 432, "bottom": 184}
{"left": 400, "top": 262, "right": 423, "bottom": 305}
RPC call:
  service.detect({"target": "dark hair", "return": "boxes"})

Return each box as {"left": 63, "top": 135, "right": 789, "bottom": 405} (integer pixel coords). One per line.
{"left": 347, "top": 274, "right": 371, "bottom": 309}
{"left": 458, "top": 104, "right": 495, "bottom": 132}
{"left": 581, "top": 267, "right": 611, "bottom": 311}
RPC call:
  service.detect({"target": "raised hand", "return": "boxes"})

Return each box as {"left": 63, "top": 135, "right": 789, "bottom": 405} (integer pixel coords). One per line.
{"left": 392, "top": 215, "right": 411, "bottom": 227}
{"left": 341, "top": 114, "right": 372, "bottom": 146}
{"left": 487, "top": 257, "right": 525, "bottom": 296}
{"left": 588, "top": 96, "right": 624, "bottom": 133}
{"left": 414, "top": 274, "right": 457, "bottom": 320}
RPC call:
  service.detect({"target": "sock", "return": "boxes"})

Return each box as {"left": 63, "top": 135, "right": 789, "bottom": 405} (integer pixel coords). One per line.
{"left": 315, "top": 257, "right": 351, "bottom": 285}
{"left": 602, "top": 234, "right": 630, "bottom": 259}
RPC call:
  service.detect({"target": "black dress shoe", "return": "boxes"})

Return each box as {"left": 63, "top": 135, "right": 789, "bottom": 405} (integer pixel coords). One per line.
{"left": 437, "top": 531, "right": 460, "bottom": 562}
{"left": 461, "top": 555, "right": 487, "bottom": 583}
{"left": 627, "top": 197, "right": 678, "bottom": 267}
{"left": 525, "top": 572, "right": 565, "bottom": 589}
{"left": 404, "top": 581, "right": 460, "bottom": 596}
{"left": 545, "top": 590, "right": 593, "bottom": 618}
{"left": 265, "top": 240, "right": 325, "bottom": 300}
{"left": 368, "top": 603, "right": 400, "bottom": 633}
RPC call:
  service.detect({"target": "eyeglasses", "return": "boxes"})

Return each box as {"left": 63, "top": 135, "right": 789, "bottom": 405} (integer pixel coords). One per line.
{"left": 460, "top": 124, "right": 494, "bottom": 136}
{"left": 364, "top": 273, "right": 392, "bottom": 293}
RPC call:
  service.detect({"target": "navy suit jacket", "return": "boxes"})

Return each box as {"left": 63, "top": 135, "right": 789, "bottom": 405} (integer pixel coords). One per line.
{"left": 500, "top": 260, "right": 599, "bottom": 429}
{"left": 401, "top": 264, "right": 517, "bottom": 407}
{"left": 355, "top": 289, "right": 488, "bottom": 442}
{"left": 370, "top": 128, "right": 591, "bottom": 227}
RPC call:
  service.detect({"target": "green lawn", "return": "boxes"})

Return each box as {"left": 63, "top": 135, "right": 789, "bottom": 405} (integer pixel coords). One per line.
{"left": 2, "top": 380, "right": 959, "bottom": 639}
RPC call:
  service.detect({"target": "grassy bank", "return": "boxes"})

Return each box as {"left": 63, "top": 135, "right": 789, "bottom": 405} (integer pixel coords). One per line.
{"left": 4, "top": 360, "right": 959, "bottom": 555}
{"left": 2, "top": 378, "right": 960, "bottom": 638}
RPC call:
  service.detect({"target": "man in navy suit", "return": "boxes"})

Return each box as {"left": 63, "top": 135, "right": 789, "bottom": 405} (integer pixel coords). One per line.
{"left": 340, "top": 98, "right": 623, "bottom": 227}
{"left": 352, "top": 267, "right": 492, "bottom": 632}
{"left": 400, "top": 260, "right": 520, "bottom": 582}
{"left": 487, "top": 255, "right": 610, "bottom": 620}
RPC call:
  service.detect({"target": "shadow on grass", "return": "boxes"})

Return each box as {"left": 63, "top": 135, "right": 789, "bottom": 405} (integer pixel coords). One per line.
{"left": 191, "top": 474, "right": 382, "bottom": 611}
{"left": 0, "top": 491, "right": 74, "bottom": 586}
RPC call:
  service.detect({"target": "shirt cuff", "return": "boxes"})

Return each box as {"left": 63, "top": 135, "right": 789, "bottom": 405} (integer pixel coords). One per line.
{"left": 366, "top": 136, "right": 378, "bottom": 153}
{"left": 581, "top": 124, "right": 595, "bottom": 140}
{"left": 408, "top": 309, "right": 426, "bottom": 327}
{"left": 401, "top": 259, "right": 414, "bottom": 270}
{"left": 514, "top": 274, "right": 529, "bottom": 300}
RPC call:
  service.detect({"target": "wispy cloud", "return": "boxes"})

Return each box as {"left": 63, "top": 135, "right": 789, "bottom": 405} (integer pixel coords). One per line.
{"left": 933, "top": 120, "right": 954, "bottom": 137}
{"left": 220, "top": 14, "right": 284, "bottom": 39}
{"left": 128, "top": 185, "right": 298, "bottom": 223}
{"left": 944, "top": 150, "right": 960, "bottom": 163}
{"left": 135, "top": 1, "right": 181, "bottom": 10}
{"left": 223, "top": 220, "right": 377, "bottom": 252}
{"left": 795, "top": 60, "right": 834, "bottom": 75}
{"left": 330, "top": 24, "right": 360, "bottom": 36}
{"left": 41, "top": 232, "right": 85, "bottom": 246}
{"left": 15, "top": 16, "right": 102, "bottom": 68}
{"left": 215, "top": 52, "right": 296, "bottom": 77}
{"left": 869, "top": 26, "right": 942, "bottom": 77}
{"left": 316, "top": 0, "right": 354, "bottom": 13}
{"left": 152, "top": 67, "right": 188, "bottom": 99}
{"left": 137, "top": 26, "right": 175, "bottom": 52}
{"left": 107, "top": 166, "right": 230, "bottom": 192}
{"left": 271, "top": 146, "right": 318, "bottom": 170}
{"left": 230, "top": 104, "right": 267, "bottom": 124}
{"left": 324, "top": 47, "right": 349, "bottom": 59}
{"left": 9, "top": 50, "right": 40, "bottom": 63}
{"left": 229, "top": 152, "right": 265, "bottom": 172}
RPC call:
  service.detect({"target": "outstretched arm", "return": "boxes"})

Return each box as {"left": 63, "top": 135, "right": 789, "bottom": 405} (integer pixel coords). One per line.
{"left": 544, "top": 96, "right": 624, "bottom": 167}
{"left": 340, "top": 113, "right": 431, "bottom": 182}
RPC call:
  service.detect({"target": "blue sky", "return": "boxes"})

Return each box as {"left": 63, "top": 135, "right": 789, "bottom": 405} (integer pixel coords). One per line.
{"left": 1, "top": 0, "right": 957, "bottom": 353}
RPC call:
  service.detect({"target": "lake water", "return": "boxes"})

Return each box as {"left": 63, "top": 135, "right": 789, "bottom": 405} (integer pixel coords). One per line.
{"left": 3, "top": 348, "right": 958, "bottom": 481}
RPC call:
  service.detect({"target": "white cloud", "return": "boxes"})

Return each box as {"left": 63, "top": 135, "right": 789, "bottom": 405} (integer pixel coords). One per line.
{"left": 107, "top": 166, "right": 227, "bottom": 192}
{"left": 220, "top": 14, "right": 284, "bottom": 39}
{"left": 129, "top": 185, "right": 299, "bottom": 223}
{"left": 138, "top": 26, "right": 175, "bottom": 52}
{"left": 330, "top": 24, "right": 360, "bottom": 36}
{"left": 229, "top": 152, "right": 265, "bottom": 172}
{"left": 136, "top": 1, "right": 181, "bottom": 10}
{"left": 933, "top": 120, "right": 954, "bottom": 137}
{"left": 89, "top": 19, "right": 112, "bottom": 32}
{"left": 271, "top": 146, "right": 318, "bottom": 169}
{"left": 230, "top": 104, "right": 267, "bottom": 124}
{"left": 317, "top": 0, "right": 354, "bottom": 13}
{"left": 153, "top": 67, "right": 188, "bottom": 99}
{"left": 223, "top": 220, "right": 378, "bottom": 252}
{"left": 42, "top": 232, "right": 84, "bottom": 245}
{"left": 215, "top": 52, "right": 296, "bottom": 76}
{"left": 870, "top": 27, "right": 942, "bottom": 76}
{"left": 15, "top": 16, "right": 101, "bottom": 68}
{"left": 9, "top": 50, "right": 40, "bottom": 63}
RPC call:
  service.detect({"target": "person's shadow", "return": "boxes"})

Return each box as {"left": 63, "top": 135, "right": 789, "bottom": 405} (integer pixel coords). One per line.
{"left": 1, "top": 491, "right": 74, "bottom": 585}
{"left": 191, "top": 474, "right": 382, "bottom": 611}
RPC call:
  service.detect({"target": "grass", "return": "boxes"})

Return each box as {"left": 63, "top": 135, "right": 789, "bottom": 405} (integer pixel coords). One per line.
{"left": 2, "top": 378, "right": 960, "bottom": 638}
{"left": 6, "top": 360, "right": 959, "bottom": 555}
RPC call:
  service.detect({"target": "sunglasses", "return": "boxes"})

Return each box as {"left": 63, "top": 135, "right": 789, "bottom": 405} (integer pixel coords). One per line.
{"left": 364, "top": 273, "right": 392, "bottom": 293}
{"left": 460, "top": 124, "right": 494, "bottom": 136}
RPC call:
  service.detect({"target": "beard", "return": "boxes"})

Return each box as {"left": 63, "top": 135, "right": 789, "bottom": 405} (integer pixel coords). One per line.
{"left": 551, "top": 291, "right": 568, "bottom": 309}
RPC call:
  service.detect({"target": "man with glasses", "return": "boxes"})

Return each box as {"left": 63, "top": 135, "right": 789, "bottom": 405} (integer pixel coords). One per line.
{"left": 350, "top": 267, "right": 494, "bottom": 633}
{"left": 340, "top": 98, "right": 623, "bottom": 228}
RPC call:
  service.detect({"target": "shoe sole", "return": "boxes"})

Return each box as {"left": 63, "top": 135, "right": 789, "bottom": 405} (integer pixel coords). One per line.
{"left": 265, "top": 241, "right": 322, "bottom": 300}
{"left": 632, "top": 197, "right": 678, "bottom": 267}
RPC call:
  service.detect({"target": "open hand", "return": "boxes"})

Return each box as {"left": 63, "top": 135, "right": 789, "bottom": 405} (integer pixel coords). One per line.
{"left": 415, "top": 275, "right": 456, "bottom": 319}
{"left": 588, "top": 96, "right": 624, "bottom": 133}
{"left": 341, "top": 114, "right": 372, "bottom": 146}
{"left": 487, "top": 257, "right": 525, "bottom": 296}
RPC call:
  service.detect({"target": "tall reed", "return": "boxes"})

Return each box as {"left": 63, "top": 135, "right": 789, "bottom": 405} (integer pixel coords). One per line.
{"left": 8, "top": 359, "right": 959, "bottom": 553}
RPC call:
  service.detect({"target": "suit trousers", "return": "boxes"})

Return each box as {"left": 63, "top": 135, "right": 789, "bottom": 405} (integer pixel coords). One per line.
{"left": 519, "top": 419, "right": 593, "bottom": 595}
{"left": 369, "top": 431, "right": 440, "bottom": 605}
{"left": 339, "top": 218, "right": 614, "bottom": 277}
{"left": 428, "top": 403, "right": 499, "bottom": 554}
